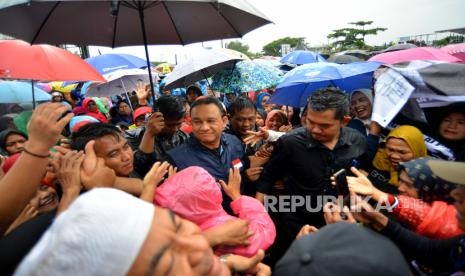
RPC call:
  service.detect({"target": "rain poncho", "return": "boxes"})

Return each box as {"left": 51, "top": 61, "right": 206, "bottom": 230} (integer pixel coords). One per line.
{"left": 154, "top": 166, "right": 276, "bottom": 257}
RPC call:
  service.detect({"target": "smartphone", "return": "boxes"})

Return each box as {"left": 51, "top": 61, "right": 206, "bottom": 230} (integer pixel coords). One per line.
{"left": 333, "top": 169, "right": 350, "bottom": 198}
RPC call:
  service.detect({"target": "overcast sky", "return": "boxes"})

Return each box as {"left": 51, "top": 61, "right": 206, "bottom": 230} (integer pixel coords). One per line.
{"left": 89, "top": 0, "right": 465, "bottom": 63}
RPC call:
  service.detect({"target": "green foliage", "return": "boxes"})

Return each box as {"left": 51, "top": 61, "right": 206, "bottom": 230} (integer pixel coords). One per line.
{"left": 262, "top": 37, "right": 305, "bottom": 56}
{"left": 225, "top": 41, "right": 250, "bottom": 55}
{"left": 327, "top": 21, "right": 387, "bottom": 51}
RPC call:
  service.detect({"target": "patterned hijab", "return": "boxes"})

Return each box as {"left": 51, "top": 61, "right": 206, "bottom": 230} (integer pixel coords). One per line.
{"left": 399, "top": 157, "right": 456, "bottom": 203}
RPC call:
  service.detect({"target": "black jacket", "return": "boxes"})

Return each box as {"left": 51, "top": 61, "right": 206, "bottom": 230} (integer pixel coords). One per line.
{"left": 124, "top": 126, "right": 189, "bottom": 176}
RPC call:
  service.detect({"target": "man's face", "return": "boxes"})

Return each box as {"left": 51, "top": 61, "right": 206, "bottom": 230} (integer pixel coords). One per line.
{"left": 29, "top": 185, "right": 59, "bottom": 214}
{"left": 306, "top": 109, "right": 345, "bottom": 144}
{"left": 93, "top": 134, "right": 134, "bottom": 177}
{"left": 160, "top": 117, "right": 184, "bottom": 137}
{"left": 191, "top": 104, "right": 227, "bottom": 149}
{"left": 230, "top": 108, "right": 256, "bottom": 137}
{"left": 128, "top": 208, "right": 230, "bottom": 275}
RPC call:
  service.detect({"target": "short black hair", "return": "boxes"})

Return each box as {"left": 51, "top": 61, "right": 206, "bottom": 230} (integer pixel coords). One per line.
{"left": 71, "top": 123, "right": 121, "bottom": 151}
{"left": 186, "top": 85, "right": 202, "bottom": 97}
{"left": 190, "top": 96, "right": 225, "bottom": 117}
{"left": 307, "top": 87, "right": 350, "bottom": 120}
{"left": 228, "top": 97, "right": 256, "bottom": 117}
{"left": 156, "top": 95, "right": 185, "bottom": 120}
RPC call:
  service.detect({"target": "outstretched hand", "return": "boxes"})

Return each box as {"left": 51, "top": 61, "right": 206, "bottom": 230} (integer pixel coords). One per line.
{"left": 219, "top": 168, "right": 241, "bottom": 200}
{"left": 244, "top": 128, "right": 268, "bottom": 147}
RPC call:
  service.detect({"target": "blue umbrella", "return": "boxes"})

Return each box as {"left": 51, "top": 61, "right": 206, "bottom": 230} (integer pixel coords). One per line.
{"left": 85, "top": 53, "right": 148, "bottom": 75}
{"left": 269, "top": 61, "right": 383, "bottom": 107}
{"left": 0, "top": 81, "right": 51, "bottom": 103}
{"left": 280, "top": 50, "right": 327, "bottom": 65}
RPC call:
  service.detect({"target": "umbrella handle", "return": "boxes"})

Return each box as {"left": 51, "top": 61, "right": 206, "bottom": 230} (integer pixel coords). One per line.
{"left": 31, "top": 80, "right": 36, "bottom": 109}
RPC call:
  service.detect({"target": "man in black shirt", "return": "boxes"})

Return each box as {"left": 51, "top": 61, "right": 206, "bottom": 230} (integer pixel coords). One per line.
{"left": 256, "top": 88, "right": 366, "bottom": 252}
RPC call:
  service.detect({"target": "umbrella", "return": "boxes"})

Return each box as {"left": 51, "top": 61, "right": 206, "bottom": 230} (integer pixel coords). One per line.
{"left": 327, "top": 54, "right": 363, "bottom": 64}
{"left": 336, "top": 49, "right": 370, "bottom": 60}
{"left": 215, "top": 48, "right": 250, "bottom": 60}
{"left": 164, "top": 48, "right": 247, "bottom": 90}
{"left": 383, "top": 43, "right": 418, "bottom": 53}
{"left": 269, "top": 61, "right": 382, "bottom": 107}
{"left": 0, "top": 81, "right": 51, "bottom": 103}
{"left": 369, "top": 47, "right": 461, "bottom": 64}
{"left": 211, "top": 60, "right": 283, "bottom": 94}
{"left": 86, "top": 53, "right": 148, "bottom": 75}
{"left": 155, "top": 63, "right": 175, "bottom": 74}
{"left": 441, "top": 43, "right": 465, "bottom": 62}
{"left": 0, "top": 40, "right": 105, "bottom": 82}
{"left": 0, "top": 0, "right": 271, "bottom": 105}
{"left": 86, "top": 68, "right": 158, "bottom": 98}
{"left": 280, "top": 50, "right": 327, "bottom": 65}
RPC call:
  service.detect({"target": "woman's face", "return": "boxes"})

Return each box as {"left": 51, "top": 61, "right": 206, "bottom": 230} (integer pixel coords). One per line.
{"left": 385, "top": 138, "right": 414, "bottom": 168}
{"left": 350, "top": 92, "right": 372, "bottom": 120}
{"left": 5, "top": 134, "right": 26, "bottom": 155}
{"left": 281, "top": 106, "right": 294, "bottom": 121}
{"left": 268, "top": 114, "right": 284, "bottom": 131}
{"left": 440, "top": 112, "right": 465, "bottom": 141}
{"left": 261, "top": 96, "right": 270, "bottom": 110}
{"left": 256, "top": 113, "right": 265, "bottom": 127}
{"left": 29, "top": 185, "right": 59, "bottom": 214}
{"left": 118, "top": 102, "right": 131, "bottom": 116}
{"left": 87, "top": 101, "right": 98, "bottom": 112}
{"left": 397, "top": 170, "right": 418, "bottom": 198}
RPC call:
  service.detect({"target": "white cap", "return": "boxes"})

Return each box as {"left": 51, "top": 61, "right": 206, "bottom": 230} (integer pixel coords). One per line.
{"left": 15, "top": 188, "right": 155, "bottom": 276}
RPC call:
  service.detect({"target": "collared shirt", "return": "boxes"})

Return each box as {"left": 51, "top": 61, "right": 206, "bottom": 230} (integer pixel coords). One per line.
{"left": 166, "top": 133, "right": 249, "bottom": 214}
{"left": 256, "top": 127, "right": 366, "bottom": 227}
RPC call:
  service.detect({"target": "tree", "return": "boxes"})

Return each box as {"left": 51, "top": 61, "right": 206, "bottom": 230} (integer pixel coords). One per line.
{"left": 262, "top": 37, "right": 305, "bottom": 56}
{"left": 327, "top": 21, "right": 387, "bottom": 51}
{"left": 225, "top": 41, "right": 250, "bottom": 56}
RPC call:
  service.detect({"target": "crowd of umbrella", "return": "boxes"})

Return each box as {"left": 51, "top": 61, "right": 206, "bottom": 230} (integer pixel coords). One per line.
{"left": 0, "top": 1, "right": 464, "bottom": 118}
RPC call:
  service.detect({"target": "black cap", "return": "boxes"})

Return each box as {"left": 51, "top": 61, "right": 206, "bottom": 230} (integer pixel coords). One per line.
{"left": 275, "top": 222, "right": 411, "bottom": 276}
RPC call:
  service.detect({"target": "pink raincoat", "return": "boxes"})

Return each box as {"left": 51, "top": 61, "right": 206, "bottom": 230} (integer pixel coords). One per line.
{"left": 154, "top": 166, "right": 276, "bottom": 257}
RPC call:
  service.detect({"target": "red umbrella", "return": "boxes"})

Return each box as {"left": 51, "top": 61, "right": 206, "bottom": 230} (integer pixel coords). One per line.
{"left": 369, "top": 47, "right": 461, "bottom": 64}
{"left": 0, "top": 40, "right": 105, "bottom": 82}
{"left": 441, "top": 43, "right": 465, "bottom": 62}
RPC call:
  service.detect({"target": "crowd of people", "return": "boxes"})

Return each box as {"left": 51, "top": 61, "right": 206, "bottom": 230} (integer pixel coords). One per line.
{"left": 0, "top": 64, "right": 464, "bottom": 275}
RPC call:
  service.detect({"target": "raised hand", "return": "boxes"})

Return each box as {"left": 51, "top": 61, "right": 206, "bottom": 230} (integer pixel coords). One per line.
{"left": 296, "top": 224, "right": 319, "bottom": 239}
{"left": 26, "top": 103, "right": 74, "bottom": 155}
{"left": 53, "top": 150, "right": 85, "bottom": 194}
{"left": 80, "top": 141, "right": 116, "bottom": 190}
{"left": 143, "top": 161, "right": 171, "bottom": 187}
{"left": 145, "top": 112, "right": 165, "bottom": 136}
{"left": 136, "top": 82, "right": 150, "bottom": 104}
{"left": 219, "top": 168, "right": 241, "bottom": 200}
{"left": 350, "top": 196, "right": 389, "bottom": 231}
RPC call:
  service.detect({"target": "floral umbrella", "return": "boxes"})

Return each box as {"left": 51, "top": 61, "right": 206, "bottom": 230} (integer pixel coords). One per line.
{"left": 211, "top": 60, "right": 283, "bottom": 94}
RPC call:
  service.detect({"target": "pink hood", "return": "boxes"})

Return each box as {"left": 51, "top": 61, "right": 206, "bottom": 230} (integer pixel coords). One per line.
{"left": 154, "top": 166, "right": 276, "bottom": 257}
